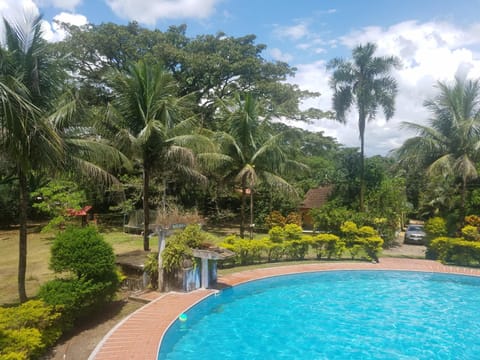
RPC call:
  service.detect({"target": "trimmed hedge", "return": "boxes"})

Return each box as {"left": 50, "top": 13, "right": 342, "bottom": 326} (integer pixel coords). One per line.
{"left": 429, "top": 237, "right": 480, "bottom": 266}
{"left": 220, "top": 223, "right": 383, "bottom": 266}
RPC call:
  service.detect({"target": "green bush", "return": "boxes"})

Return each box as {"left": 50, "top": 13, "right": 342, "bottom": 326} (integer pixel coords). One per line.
{"left": 461, "top": 225, "right": 479, "bottom": 241}
{"left": 220, "top": 238, "right": 268, "bottom": 265}
{"left": 0, "top": 300, "right": 62, "bottom": 360}
{"left": 425, "top": 217, "right": 447, "bottom": 238}
{"left": 359, "top": 236, "right": 383, "bottom": 261}
{"left": 310, "top": 233, "right": 343, "bottom": 259}
{"left": 49, "top": 226, "right": 117, "bottom": 280}
{"left": 172, "top": 224, "right": 213, "bottom": 248}
{"left": 268, "top": 226, "right": 285, "bottom": 243}
{"left": 283, "top": 236, "right": 311, "bottom": 260}
{"left": 143, "top": 252, "right": 159, "bottom": 288}
{"left": 39, "top": 226, "right": 119, "bottom": 329}
{"left": 161, "top": 225, "right": 214, "bottom": 273}
{"left": 161, "top": 242, "right": 192, "bottom": 273}
{"left": 283, "top": 224, "right": 302, "bottom": 241}
{"left": 429, "top": 237, "right": 480, "bottom": 265}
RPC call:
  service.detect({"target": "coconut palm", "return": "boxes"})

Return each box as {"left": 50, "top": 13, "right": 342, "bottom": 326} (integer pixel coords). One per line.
{"left": 0, "top": 15, "right": 64, "bottom": 302}
{"left": 328, "top": 43, "right": 399, "bottom": 210}
{"left": 103, "top": 61, "right": 212, "bottom": 250}
{"left": 0, "top": 14, "right": 127, "bottom": 302}
{"left": 396, "top": 77, "right": 480, "bottom": 215}
{"left": 217, "top": 93, "right": 308, "bottom": 238}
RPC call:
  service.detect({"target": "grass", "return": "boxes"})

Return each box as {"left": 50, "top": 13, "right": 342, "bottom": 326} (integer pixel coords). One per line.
{"left": 0, "top": 226, "right": 158, "bottom": 305}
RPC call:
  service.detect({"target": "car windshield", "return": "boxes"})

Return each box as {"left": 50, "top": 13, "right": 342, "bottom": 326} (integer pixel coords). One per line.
{"left": 408, "top": 225, "right": 424, "bottom": 231}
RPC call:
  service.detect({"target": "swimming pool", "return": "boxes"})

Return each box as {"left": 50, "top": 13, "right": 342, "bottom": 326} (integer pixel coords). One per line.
{"left": 158, "top": 271, "right": 480, "bottom": 359}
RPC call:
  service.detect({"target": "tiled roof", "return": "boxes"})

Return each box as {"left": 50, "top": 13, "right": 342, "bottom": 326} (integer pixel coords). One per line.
{"left": 299, "top": 185, "right": 333, "bottom": 209}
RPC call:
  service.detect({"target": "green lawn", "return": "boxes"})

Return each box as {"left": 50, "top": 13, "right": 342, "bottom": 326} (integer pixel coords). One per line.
{"left": 0, "top": 227, "right": 157, "bottom": 305}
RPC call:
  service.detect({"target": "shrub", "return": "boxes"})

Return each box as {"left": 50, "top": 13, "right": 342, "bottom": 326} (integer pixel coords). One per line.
{"left": 310, "top": 233, "right": 343, "bottom": 259}
{"left": 172, "top": 224, "right": 212, "bottom": 249}
{"left": 425, "top": 217, "right": 447, "bottom": 238}
{"left": 49, "top": 226, "right": 117, "bottom": 280}
{"left": 461, "top": 225, "right": 480, "bottom": 241}
{"left": 464, "top": 215, "right": 480, "bottom": 227}
{"left": 144, "top": 252, "right": 159, "bottom": 288}
{"left": 268, "top": 226, "right": 285, "bottom": 243}
{"left": 265, "top": 211, "right": 286, "bottom": 229}
{"left": 284, "top": 236, "right": 311, "bottom": 260}
{"left": 285, "top": 212, "right": 302, "bottom": 226}
{"left": 161, "top": 225, "right": 214, "bottom": 273}
{"left": 428, "top": 237, "right": 480, "bottom": 265}
{"left": 359, "top": 236, "right": 383, "bottom": 262}
{"left": 161, "top": 242, "right": 192, "bottom": 273}
{"left": 283, "top": 224, "right": 302, "bottom": 241}
{"left": 0, "top": 300, "right": 62, "bottom": 360}
{"left": 39, "top": 226, "right": 119, "bottom": 328}
{"left": 219, "top": 238, "right": 268, "bottom": 265}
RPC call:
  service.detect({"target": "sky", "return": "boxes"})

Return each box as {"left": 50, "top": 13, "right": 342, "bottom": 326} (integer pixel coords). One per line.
{"left": 2, "top": 0, "right": 480, "bottom": 156}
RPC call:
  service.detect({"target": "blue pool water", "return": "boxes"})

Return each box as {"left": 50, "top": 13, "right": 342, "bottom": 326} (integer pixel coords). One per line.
{"left": 158, "top": 271, "right": 480, "bottom": 359}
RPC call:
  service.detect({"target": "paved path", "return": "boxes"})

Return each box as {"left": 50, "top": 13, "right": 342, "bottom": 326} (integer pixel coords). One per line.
{"left": 89, "top": 258, "right": 480, "bottom": 360}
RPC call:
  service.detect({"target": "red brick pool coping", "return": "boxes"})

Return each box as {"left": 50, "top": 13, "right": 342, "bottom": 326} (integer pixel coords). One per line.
{"left": 89, "top": 258, "right": 480, "bottom": 360}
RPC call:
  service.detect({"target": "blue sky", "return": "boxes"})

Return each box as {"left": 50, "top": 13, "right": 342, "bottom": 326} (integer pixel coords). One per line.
{"left": 3, "top": 0, "right": 480, "bottom": 155}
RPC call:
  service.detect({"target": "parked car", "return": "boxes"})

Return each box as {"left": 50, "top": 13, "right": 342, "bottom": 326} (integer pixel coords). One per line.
{"left": 404, "top": 224, "right": 426, "bottom": 245}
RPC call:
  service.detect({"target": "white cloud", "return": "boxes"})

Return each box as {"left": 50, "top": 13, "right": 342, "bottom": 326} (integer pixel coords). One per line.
{"left": 289, "top": 20, "right": 480, "bottom": 155}
{"left": 35, "top": 0, "right": 82, "bottom": 11}
{"left": 105, "top": 0, "right": 220, "bottom": 24}
{"left": 270, "top": 48, "right": 293, "bottom": 62}
{"left": 274, "top": 22, "right": 309, "bottom": 40}
{"left": 0, "top": 0, "right": 87, "bottom": 42}
{"left": 42, "top": 12, "right": 87, "bottom": 42}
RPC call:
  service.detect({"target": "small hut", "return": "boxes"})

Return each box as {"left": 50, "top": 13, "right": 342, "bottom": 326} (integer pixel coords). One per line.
{"left": 299, "top": 186, "right": 333, "bottom": 230}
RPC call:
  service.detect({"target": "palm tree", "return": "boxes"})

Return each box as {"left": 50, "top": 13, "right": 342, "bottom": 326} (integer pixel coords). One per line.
{"left": 0, "top": 14, "right": 126, "bottom": 302}
{"left": 0, "top": 15, "right": 64, "bottom": 302}
{"left": 328, "top": 43, "right": 399, "bottom": 210}
{"left": 217, "top": 93, "right": 308, "bottom": 238}
{"left": 103, "top": 61, "right": 210, "bottom": 250}
{"left": 396, "top": 77, "right": 480, "bottom": 215}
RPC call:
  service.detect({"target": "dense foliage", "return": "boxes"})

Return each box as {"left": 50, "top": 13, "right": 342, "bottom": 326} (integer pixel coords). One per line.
{"left": 39, "top": 226, "right": 119, "bottom": 328}
{"left": 0, "top": 300, "right": 62, "bottom": 360}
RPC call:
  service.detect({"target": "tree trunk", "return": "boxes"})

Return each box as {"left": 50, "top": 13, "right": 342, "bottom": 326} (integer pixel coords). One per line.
{"left": 249, "top": 189, "right": 254, "bottom": 240}
{"left": 143, "top": 166, "right": 150, "bottom": 251}
{"left": 461, "top": 176, "right": 467, "bottom": 219}
{"left": 359, "top": 112, "right": 366, "bottom": 212}
{"left": 240, "top": 176, "right": 247, "bottom": 238}
{"left": 18, "top": 170, "right": 28, "bottom": 303}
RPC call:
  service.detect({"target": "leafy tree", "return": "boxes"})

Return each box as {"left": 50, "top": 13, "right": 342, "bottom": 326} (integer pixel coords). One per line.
{"left": 397, "top": 77, "right": 480, "bottom": 216}
{"left": 328, "top": 43, "right": 399, "bottom": 210}
{"left": 216, "top": 93, "right": 308, "bottom": 237}
{"left": 102, "top": 61, "right": 210, "bottom": 250}
{"left": 55, "top": 22, "right": 326, "bottom": 124}
{"left": 31, "top": 179, "right": 87, "bottom": 232}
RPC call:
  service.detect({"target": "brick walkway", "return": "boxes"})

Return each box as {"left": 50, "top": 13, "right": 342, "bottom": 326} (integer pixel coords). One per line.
{"left": 89, "top": 258, "right": 480, "bottom": 359}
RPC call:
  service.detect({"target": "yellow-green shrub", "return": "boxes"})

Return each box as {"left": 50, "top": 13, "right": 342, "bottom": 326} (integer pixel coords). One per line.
{"left": 310, "top": 233, "right": 343, "bottom": 259}
{"left": 461, "top": 225, "right": 479, "bottom": 241}
{"left": 429, "top": 237, "right": 480, "bottom": 265}
{"left": 0, "top": 300, "right": 62, "bottom": 360}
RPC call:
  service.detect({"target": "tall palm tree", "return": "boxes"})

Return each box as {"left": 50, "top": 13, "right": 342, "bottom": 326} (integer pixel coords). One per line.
{"left": 328, "top": 43, "right": 399, "bottom": 210}
{"left": 0, "top": 14, "right": 126, "bottom": 302}
{"left": 0, "top": 15, "right": 64, "bottom": 302}
{"left": 217, "top": 93, "right": 308, "bottom": 238}
{"left": 104, "top": 61, "right": 210, "bottom": 250}
{"left": 396, "top": 77, "right": 480, "bottom": 215}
